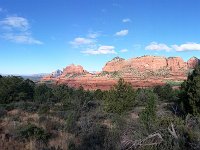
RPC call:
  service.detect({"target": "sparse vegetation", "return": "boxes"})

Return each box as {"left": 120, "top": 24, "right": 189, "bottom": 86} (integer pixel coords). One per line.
{"left": 1, "top": 68, "right": 200, "bottom": 149}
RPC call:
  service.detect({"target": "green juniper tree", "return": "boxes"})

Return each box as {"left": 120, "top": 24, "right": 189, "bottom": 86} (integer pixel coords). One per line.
{"left": 104, "top": 78, "right": 136, "bottom": 115}
{"left": 139, "top": 91, "right": 158, "bottom": 132}
{"left": 180, "top": 65, "right": 200, "bottom": 115}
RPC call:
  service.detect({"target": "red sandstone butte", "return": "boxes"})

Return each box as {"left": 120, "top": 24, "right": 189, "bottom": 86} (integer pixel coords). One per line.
{"left": 41, "top": 56, "right": 199, "bottom": 90}
{"left": 62, "top": 64, "right": 87, "bottom": 75}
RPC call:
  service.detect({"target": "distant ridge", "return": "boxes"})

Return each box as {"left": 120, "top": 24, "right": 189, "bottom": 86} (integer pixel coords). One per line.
{"left": 41, "top": 55, "right": 200, "bottom": 90}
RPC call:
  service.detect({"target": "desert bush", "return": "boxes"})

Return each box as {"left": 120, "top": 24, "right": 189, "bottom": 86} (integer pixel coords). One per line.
{"left": 65, "top": 111, "right": 79, "bottom": 133}
{"left": 94, "top": 89, "right": 104, "bottom": 100}
{"left": 139, "top": 91, "right": 158, "bottom": 132}
{"left": 104, "top": 78, "right": 136, "bottom": 115}
{"left": 68, "top": 138, "right": 76, "bottom": 150}
{"left": 53, "top": 111, "right": 68, "bottom": 120}
{"left": 34, "top": 84, "right": 53, "bottom": 103}
{"left": 0, "top": 106, "right": 7, "bottom": 118}
{"left": 0, "top": 76, "right": 35, "bottom": 104}
{"left": 38, "top": 104, "right": 50, "bottom": 114}
{"left": 154, "top": 115, "right": 200, "bottom": 150}
{"left": 44, "top": 119, "right": 64, "bottom": 133}
{"left": 77, "top": 124, "right": 108, "bottom": 150}
{"left": 104, "top": 128, "right": 121, "bottom": 150}
{"left": 15, "top": 101, "right": 40, "bottom": 112}
{"left": 16, "top": 123, "right": 51, "bottom": 143}
{"left": 153, "top": 84, "right": 178, "bottom": 102}
{"left": 52, "top": 85, "right": 71, "bottom": 102}
{"left": 135, "top": 88, "right": 158, "bottom": 106}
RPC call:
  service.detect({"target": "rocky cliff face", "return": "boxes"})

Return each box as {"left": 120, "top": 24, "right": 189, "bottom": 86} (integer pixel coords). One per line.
{"left": 102, "top": 57, "right": 125, "bottom": 72}
{"left": 62, "top": 64, "right": 87, "bottom": 75}
{"left": 103, "top": 56, "right": 194, "bottom": 73}
{"left": 41, "top": 56, "right": 199, "bottom": 90}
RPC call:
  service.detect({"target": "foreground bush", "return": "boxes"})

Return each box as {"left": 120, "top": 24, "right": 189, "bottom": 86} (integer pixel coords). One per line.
{"left": 0, "top": 76, "right": 35, "bottom": 104}
{"left": 104, "top": 78, "right": 136, "bottom": 115}
{"left": 180, "top": 65, "right": 200, "bottom": 115}
{"left": 139, "top": 91, "right": 158, "bottom": 132}
{"left": 16, "top": 123, "right": 51, "bottom": 143}
{"left": 153, "top": 84, "right": 178, "bottom": 102}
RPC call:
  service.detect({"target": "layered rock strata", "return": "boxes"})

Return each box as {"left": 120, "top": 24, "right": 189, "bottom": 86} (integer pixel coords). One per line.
{"left": 41, "top": 56, "right": 199, "bottom": 90}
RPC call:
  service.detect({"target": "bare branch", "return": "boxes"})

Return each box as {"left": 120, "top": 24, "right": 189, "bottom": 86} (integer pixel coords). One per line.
{"left": 168, "top": 123, "right": 178, "bottom": 139}
{"left": 121, "top": 132, "right": 163, "bottom": 149}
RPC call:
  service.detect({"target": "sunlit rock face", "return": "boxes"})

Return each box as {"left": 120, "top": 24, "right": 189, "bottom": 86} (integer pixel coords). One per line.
{"left": 102, "top": 57, "right": 125, "bottom": 72}
{"left": 62, "top": 64, "right": 87, "bottom": 75}
{"left": 41, "top": 56, "right": 200, "bottom": 90}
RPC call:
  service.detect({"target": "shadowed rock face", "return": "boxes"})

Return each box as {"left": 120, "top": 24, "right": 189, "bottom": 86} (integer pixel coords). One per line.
{"left": 41, "top": 56, "right": 199, "bottom": 90}
{"left": 187, "top": 57, "right": 200, "bottom": 69}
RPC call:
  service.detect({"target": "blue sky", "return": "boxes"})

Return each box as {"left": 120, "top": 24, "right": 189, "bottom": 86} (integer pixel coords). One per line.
{"left": 1, "top": 0, "right": 200, "bottom": 74}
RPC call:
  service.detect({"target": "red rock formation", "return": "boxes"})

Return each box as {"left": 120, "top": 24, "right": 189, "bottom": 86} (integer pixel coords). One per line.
{"left": 102, "top": 57, "right": 125, "bottom": 72}
{"left": 127, "top": 56, "right": 168, "bottom": 71}
{"left": 167, "top": 57, "right": 187, "bottom": 72}
{"left": 62, "top": 64, "right": 87, "bottom": 76}
{"left": 187, "top": 57, "right": 199, "bottom": 69}
{"left": 41, "top": 56, "right": 199, "bottom": 90}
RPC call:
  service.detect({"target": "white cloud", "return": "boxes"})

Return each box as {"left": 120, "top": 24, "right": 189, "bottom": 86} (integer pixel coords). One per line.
{"left": 115, "top": 29, "right": 128, "bottom": 36}
{"left": 0, "top": 16, "right": 43, "bottom": 45}
{"left": 145, "top": 42, "right": 171, "bottom": 52}
{"left": 82, "top": 45, "right": 117, "bottom": 55}
{"left": 3, "top": 33, "right": 43, "bottom": 44}
{"left": 0, "top": 16, "right": 29, "bottom": 31}
{"left": 70, "top": 37, "right": 93, "bottom": 46}
{"left": 122, "top": 18, "right": 131, "bottom": 23}
{"left": 120, "top": 49, "right": 128, "bottom": 52}
{"left": 172, "top": 43, "right": 200, "bottom": 51}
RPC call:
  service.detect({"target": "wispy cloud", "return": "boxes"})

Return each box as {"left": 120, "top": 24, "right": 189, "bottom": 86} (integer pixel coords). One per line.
{"left": 70, "top": 37, "right": 94, "bottom": 46}
{"left": 87, "top": 31, "right": 101, "bottom": 39}
{"left": 146, "top": 42, "right": 200, "bottom": 52}
{"left": 2, "top": 33, "right": 43, "bottom": 44}
{"left": 0, "top": 16, "right": 43, "bottom": 45}
{"left": 82, "top": 45, "right": 117, "bottom": 55}
{"left": 0, "top": 16, "right": 29, "bottom": 31}
{"left": 172, "top": 43, "right": 200, "bottom": 51}
{"left": 122, "top": 18, "right": 131, "bottom": 23}
{"left": 120, "top": 49, "right": 128, "bottom": 53}
{"left": 115, "top": 29, "right": 128, "bottom": 36}
{"left": 71, "top": 32, "right": 117, "bottom": 55}
{"left": 145, "top": 42, "right": 171, "bottom": 52}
